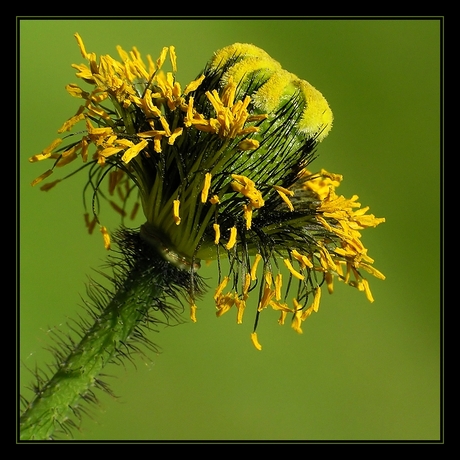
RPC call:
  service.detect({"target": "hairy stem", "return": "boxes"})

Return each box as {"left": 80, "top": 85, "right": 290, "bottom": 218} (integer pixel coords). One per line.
{"left": 20, "top": 229, "right": 198, "bottom": 440}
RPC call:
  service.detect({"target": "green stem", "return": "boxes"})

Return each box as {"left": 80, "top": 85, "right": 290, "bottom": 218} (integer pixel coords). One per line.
{"left": 20, "top": 229, "right": 192, "bottom": 440}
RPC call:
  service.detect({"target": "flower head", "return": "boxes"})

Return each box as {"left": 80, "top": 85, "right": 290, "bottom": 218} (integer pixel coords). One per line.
{"left": 31, "top": 35, "right": 385, "bottom": 349}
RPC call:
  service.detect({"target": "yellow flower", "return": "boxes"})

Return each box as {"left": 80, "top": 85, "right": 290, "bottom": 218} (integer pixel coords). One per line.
{"left": 31, "top": 35, "right": 384, "bottom": 350}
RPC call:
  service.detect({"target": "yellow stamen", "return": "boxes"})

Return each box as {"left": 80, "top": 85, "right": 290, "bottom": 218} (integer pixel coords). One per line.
{"left": 301, "top": 304, "right": 315, "bottom": 321}
{"left": 258, "top": 283, "right": 275, "bottom": 311}
{"left": 65, "top": 83, "right": 88, "bottom": 98}
{"left": 325, "top": 272, "right": 334, "bottom": 294}
{"left": 278, "top": 310, "right": 288, "bottom": 325}
{"left": 243, "top": 273, "right": 252, "bottom": 298}
{"left": 168, "top": 127, "right": 183, "bottom": 145}
{"left": 243, "top": 204, "right": 253, "bottom": 229}
{"left": 209, "top": 195, "right": 220, "bottom": 205}
{"left": 275, "top": 273, "right": 283, "bottom": 300}
{"left": 169, "top": 46, "right": 177, "bottom": 72}
{"left": 235, "top": 297, "right": 246, "bottom": 324}
{"left": 57, "top": 112, "right": 85, "bottom": 133}
{"left": 291, "top": 249, "right": 313, "bottom": 269}
{"left": 31, "top": 169, "right": 53, "bottom": 186}
{"left": 183, "top": 74, "right": 205, "bottom": 95}
{"left": 312, "top": 286, "right": 321, "bottom": 312}
{"left": 273, "top": 184, "right": 294, "bottom": 197}
{"left": 100, "top": 226, "right": 111, "bottom": 250}
{"left": 214, "top": 276, "right": 229, "bottom": 301}
{"left": 153, "top": 135, "right": 162, "bottom": 153}
{"left": 283, "top": 259, "right": 305, "bottom": 280}
{"left": 231, "top": 174, "right": 264, "bottom": 208}
{"left": 173, "top": 199, "right": 181, "bottom": 225}
{"left": 264, "top": 272, "right": 273, "bottom": 288}
{"left": 225, "top": 226, "right": 237, "bottom": 250}
{"left": 190, "top": 304, "right": 197, "bottom": 323}
{"left": 273, "top": 185, "right": 295, "bottom": 211}
{"left": 74, "top": 32, "right": 89, "bottom": 59}
{"left": 361, "top": 279, "right": 375, "bottom": 303}
{"left": 157, "top": 47, "right": 168, "bottom": 69}
{"left": 237, "top": 139, "right": 260, "bottom": 151}
{"left": 270, "top": 300, "right": 293, "bottom": 325}
{"left": 159, "top": 116, "right": 172, "bottom": 137}
{"left": 39, "top": 179, "right": 61, "bottom": 191}
{"left": 121, "top": 139, "right": 148, "bottom": 163}
{"left": 251, "top": 254, "right": 263, "bottom": 280}
{"left": 201, "top": 172, "right": 212, "bottom": 203}
{"left": 29, "top": 138, "right": 63, "bottom": 163}
{"left": 215, "top": 293, "right": 235, "bottom": 317}
{"left": 213, "top": 223, "right": 220, "bottom": 244}
{"left": 250, "top": 332, "right": 262, "bottom": 351}
{"left": 291, "top": 299, "right": 304, "bottom": 334}
{"left": 360, "top": 264, "right": 386, "bottom": 280}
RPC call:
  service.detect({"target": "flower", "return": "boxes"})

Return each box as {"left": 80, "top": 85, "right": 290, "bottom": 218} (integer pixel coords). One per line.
{"left": 31, "top": 35, "right": 385, "bottom": 350}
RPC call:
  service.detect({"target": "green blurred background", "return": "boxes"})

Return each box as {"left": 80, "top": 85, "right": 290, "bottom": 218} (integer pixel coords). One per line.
{"left": 19, "top": 19, "right": 441, "bottom": 441}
